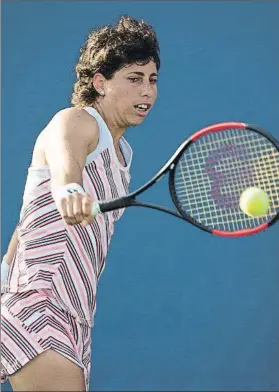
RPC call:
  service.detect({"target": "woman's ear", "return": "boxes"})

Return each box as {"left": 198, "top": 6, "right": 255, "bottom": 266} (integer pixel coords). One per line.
{"left": 92, "top": 73, "right": 106, "bottom": 96}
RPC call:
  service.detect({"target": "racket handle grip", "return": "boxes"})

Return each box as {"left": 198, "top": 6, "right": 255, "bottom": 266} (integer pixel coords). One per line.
{"left": 91, "top": 198, "right": 131, "bottom": 216}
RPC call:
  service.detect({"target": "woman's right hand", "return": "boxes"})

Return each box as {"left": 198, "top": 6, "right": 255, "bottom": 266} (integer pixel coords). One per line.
{"left": 58, "top": 191, "right": 95, "bottom": 227}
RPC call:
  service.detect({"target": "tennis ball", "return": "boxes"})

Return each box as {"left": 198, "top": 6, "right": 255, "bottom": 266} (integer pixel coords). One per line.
{"left": 239, "top": 187, "right": 270, "bottom": 217}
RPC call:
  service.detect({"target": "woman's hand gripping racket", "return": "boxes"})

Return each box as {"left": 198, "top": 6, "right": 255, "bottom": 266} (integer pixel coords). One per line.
{"left": 92, "top": 122, "right": 279, "bottom": 237}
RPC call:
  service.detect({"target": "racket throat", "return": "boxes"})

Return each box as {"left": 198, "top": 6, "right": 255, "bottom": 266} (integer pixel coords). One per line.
{"left": 130, "top": 200, "right": 185, "bottom": 220}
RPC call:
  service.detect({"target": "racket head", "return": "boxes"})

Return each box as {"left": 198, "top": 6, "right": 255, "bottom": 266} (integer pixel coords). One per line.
{"left": 169, "top": 122, "right": 279, "bottom": 237}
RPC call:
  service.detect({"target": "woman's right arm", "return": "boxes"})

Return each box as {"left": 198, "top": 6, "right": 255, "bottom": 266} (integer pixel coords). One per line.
{"left": 44, "top": 107, "right": 99, "bottom": 226}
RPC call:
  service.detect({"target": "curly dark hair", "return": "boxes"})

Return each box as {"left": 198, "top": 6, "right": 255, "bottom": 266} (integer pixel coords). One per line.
{"left": 71, "top": 15, "right": 160, "bottom": 107}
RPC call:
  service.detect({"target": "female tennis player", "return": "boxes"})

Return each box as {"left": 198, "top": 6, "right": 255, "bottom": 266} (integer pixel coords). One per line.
{"left": 1, "top": 15, "right": 160, "bottom": 391}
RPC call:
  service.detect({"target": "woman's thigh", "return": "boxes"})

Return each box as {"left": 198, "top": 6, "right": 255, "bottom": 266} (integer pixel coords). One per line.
{"left": 1, "top": 290, "right": 91, "bottom": 391}
{"left": 9, "top": 349, "right": 86, "bottom": 391}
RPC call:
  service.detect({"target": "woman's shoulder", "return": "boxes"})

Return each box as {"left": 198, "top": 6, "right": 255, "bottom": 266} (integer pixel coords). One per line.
{"left": 31, "top": 107, "right": 100, "bottom": 167}
{"left": 51, "top": 106, "right": 98, "bottom": 126}
{"left": 42, "top": 106, "right": 99, "bottom": 137}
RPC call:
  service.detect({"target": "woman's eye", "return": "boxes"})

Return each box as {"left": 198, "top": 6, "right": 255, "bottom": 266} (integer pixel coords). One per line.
{"left": 127, "top": 77, "right": 158, "bottom": 84}
{"left": 128, "top": 77, "right": 140, "bottom": 83}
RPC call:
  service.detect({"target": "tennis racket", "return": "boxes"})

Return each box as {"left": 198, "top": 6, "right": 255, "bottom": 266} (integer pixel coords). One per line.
{"left": 92, "top": 122, "right": 279, "bottom": 237}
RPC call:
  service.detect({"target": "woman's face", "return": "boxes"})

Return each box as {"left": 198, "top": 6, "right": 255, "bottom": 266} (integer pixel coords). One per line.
{"left": 95, "top": 61, "right": 158, "bottom": 128}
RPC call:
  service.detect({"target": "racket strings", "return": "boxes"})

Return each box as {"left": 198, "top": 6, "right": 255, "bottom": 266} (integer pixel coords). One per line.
{"left": 173, "top": 128, "right": 279, "bottom": 231}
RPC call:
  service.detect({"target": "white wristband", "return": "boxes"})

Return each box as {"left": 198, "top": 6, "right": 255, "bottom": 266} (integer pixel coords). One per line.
{"left": 53, "top": 183, "right": 86, "bottom": 203}
{"left": 1, "top": 255, "right": 10, "bottom": 288}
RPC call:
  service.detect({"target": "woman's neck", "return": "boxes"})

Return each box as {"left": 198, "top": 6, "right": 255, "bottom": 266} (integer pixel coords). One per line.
{"left": 91, "top": 103, "right": 127, "bottom": 143}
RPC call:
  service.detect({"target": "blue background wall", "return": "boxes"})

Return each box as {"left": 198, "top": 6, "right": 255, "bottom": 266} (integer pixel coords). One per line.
{"left": 2, "top": 1, "right": 279, "bottom": 390}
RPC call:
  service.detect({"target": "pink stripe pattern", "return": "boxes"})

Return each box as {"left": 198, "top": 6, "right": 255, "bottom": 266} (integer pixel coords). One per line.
{"left": 4, "top": 144, "right": 132, "bottom": 327}
{"left": 1, "top": 289, "right": 91, "bottom": 390}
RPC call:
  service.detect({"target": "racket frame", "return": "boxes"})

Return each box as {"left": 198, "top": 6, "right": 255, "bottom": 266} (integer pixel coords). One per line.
{"left": 169, "top": 122, "right": 279, "bottom": 236}
{"left": 95, "top": 122, "right": 279, "bottom": 237}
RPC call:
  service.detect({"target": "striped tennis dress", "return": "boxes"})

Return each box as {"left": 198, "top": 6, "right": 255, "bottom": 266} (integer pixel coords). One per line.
{"left": 1, "top": 107, "right": 132, "bottom": 390}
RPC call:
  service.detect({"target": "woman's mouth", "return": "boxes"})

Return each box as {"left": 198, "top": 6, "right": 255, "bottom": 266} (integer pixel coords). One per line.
{"left": 134, "top": 103, "right": 152, "bottom": 117}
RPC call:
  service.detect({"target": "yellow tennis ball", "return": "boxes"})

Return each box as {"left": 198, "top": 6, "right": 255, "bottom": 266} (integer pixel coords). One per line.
{"left": 239, "top": 187, "right": 270, "bottom": 217}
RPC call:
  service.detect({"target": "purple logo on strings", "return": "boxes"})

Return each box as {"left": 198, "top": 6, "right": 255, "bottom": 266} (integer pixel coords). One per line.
{"left": 204, "top": 144, "right": 253, "bottom": 209}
